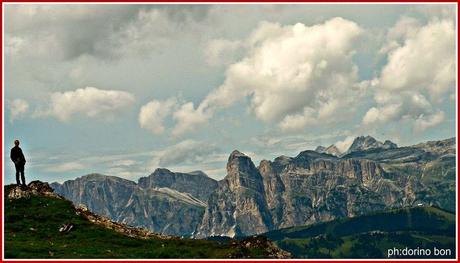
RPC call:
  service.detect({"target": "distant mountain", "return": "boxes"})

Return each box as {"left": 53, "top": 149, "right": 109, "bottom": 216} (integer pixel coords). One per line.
{"left": 263, "top": 206, "right": 455, "bottom": 258}
{"left": 52, "top": 137, "right": 455, "bottom": 239}
{"left": 346, "top": 135, "right": 397, "bottom": 154}
{"left": 315, "top": 145, "right": 342, "bottom": 156}
{"left": 52, "top": 170, "right": 218, "bottom": 236}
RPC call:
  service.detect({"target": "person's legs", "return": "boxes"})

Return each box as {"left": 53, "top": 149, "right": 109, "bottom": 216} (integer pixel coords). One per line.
{"left": 19, "top": 165, "right": 26, "bottom": 186}
{"left": 15, "top": 165, "right": 20, "bottom": 185}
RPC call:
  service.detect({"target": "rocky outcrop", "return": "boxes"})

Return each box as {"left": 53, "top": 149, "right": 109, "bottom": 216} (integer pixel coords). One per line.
{"left": 196, "top": 151, "right": 273, "bottom": 238}
{"left": 7, "top": 181, "right": 62, "bottom": 200}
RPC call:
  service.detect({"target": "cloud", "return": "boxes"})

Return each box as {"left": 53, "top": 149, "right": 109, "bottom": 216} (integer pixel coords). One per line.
{"left": 5, "top": 5, "right": 211, "bottom": 61}
{"left": 363, "top": 17, "right": 454, "bottom": 131}
{"left": 414, "top": 111, "right": 445, "bottom": 132}
{"left": 45, "top": 161, "right": 85, "bottom": 173}
{"left": 151, "top": 140, "right": 219, "bottom": 167}
{"left": 205, "top": 38, "right": 243, "bottom": 66}
{"left": 9, "top": 99, "right": 29, "bottom": 122}
{"left": 111, "top": 159, "right": 138, "bottom": 167}
{"left": 335, "top": 136, "right": 355, "bottom": 153}
{"left": 37, "top": 87, "right": 135, "bottom": 122}
{"left": 139, "top": 98, "right": 177, "bottom": 134}
{"left": 171, "top": 102, "right": 212, "bottom": 137}
{"left": 379, "top": 19, "right": 454, "bottom": 99}
{"left": 171, "top": 17, "right": 363, "bottom": 135}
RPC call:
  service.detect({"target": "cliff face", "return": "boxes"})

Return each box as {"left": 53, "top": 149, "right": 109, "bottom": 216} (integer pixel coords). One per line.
{"left": 195, "top": 151, "right": 273, "bottom": 238}
{"left": 53, "top": 137, "right": 456, "bottom": 238}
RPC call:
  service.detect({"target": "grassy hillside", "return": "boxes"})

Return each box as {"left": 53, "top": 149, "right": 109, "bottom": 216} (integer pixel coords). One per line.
{"left": 4, "top": 185, "right": 286, "bottom": 259}
{"left": 264, "top": 206, "right": 456, "bottom": 259}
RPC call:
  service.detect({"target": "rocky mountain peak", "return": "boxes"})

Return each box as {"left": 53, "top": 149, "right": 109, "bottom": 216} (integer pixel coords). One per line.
{"left": 152, "top": 168, "right": 173, "bottom": 176}
{"left": 226, "top": 150, "right": 264, "bottom": 191}
{"left": 228, "top": 150, "right": 248, "bottom": 160}
{"left": 347, "top": 135, "right": 397, "bottom": 153}
{"left": 227, "top": 150, "right": 255, "bottom": 173}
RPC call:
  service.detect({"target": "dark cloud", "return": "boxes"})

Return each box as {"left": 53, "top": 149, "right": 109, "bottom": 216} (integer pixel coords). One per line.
{"left": 5, "top": 4, "right": 213, "bottom": 60}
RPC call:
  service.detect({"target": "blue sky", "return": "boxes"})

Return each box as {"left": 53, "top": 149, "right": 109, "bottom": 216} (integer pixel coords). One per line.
{"left": 4, "top": 4, "right": 456, "bottom": 184}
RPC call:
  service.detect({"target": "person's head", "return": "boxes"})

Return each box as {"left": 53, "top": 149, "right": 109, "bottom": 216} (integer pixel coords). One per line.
{"left": 14, "top": 140, "right": 20, "bottom": 146}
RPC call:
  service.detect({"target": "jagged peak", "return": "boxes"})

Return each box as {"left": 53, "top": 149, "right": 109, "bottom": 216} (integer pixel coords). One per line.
{"left": 228, "top": 150, "right": 249, "bottom": 161}
{"left": 347, "top": 135, "right": 397, "bottom": 153}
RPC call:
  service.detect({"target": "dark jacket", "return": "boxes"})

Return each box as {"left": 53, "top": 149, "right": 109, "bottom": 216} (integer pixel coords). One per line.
{"left": 10, "top": 146, "right": 26, "bottom": 166}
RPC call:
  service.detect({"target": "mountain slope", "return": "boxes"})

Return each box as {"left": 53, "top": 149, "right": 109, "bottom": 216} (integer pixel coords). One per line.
{"left": 263, "top": 206, "right": 455, "bottom": 258}
{"left": 4, "top": 182, "right": 290, "bottom": 259}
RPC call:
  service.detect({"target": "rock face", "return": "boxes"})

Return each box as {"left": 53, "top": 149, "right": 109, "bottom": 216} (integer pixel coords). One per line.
{"left": 195, "top": 151, "right": 273, "bottom": 238}
{"left": 52, "top": 171, "right": 218, "bottom": 237}
{"left": 52, "top": 137, "right": 455, "bottom": 239}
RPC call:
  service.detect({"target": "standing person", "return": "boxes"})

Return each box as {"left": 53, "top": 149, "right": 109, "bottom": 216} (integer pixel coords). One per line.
{"left": 10, "top": 140, "right": 26, "bottom": 187}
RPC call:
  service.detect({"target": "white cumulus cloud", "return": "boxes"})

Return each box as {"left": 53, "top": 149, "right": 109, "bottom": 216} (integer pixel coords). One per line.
{"left": 172, "top": 17, "right": 363, "bottom": 135}
{"left": 139, "top": 98, "right": 177, "bottom": 134}
{"left": 37, "top": 87, "right": 135, "bottom": 122}
{"left": 363, "top": 17, "right": 454, "bottom": 131}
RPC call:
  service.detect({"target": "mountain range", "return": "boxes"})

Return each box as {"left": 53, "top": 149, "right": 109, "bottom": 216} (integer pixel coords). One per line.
{"left": 51, "top": 136, "right": 456, "bottom": 238}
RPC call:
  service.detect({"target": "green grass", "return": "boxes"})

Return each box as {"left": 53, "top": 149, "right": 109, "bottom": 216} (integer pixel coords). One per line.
{"left": 263, "top": 206, "right": 456, "bottom": 259}
{"left": 4, "top": 194, "right": 268, "bottom": 259}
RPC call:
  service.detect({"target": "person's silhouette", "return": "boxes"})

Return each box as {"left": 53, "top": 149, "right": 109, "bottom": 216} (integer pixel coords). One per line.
{"left": 10, "top": 140, "right": 26, "bottom": 186}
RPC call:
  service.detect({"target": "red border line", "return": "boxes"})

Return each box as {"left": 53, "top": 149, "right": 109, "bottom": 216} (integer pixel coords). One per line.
{"left": 0, "top": 1, "right": 458, "bottom": 263}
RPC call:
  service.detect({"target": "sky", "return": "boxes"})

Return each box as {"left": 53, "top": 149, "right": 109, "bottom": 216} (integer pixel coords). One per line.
{"left": 3, "top": 3, "right": 457, "bottom": 184}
